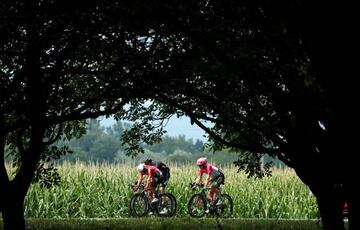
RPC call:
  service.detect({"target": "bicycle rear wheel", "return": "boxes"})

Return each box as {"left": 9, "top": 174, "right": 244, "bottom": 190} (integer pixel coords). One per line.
{"left": 153, "top": 193, "right": 174, "bottom": 217}
{"left": 215, "top": 193, "right": 233, "bottom": 218}
{"left": 187, "top": 194, "right": 207, "bottom": 218}
{"left": 129, "top": 193, "right": 149, "bottom": 217}
{"left": 161, "top": 193, "right": 177, "bottom": 217}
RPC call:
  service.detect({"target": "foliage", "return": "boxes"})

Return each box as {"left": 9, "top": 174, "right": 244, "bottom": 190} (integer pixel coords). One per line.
{"left": 58, "top": 120, "right": 123, "bottom": 163}
{"left": 1, "top": 1, "right": 354, "bottom": 228}
{"left": 146, "top": 135, "right": 204, "bottom": 154}
{"left": 234, "top": 152, "right": 272, "bottom": 179}
{"left": 0, "top": 0, "right": 320, "bottom": 186}
{"left": 32, "top": 146, "right": 72, "bottom": 188}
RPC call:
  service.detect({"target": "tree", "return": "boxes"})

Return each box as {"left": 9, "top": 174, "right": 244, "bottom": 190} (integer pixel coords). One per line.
{"left": 113, "top": 2, "right": 357, "bottom": 229}
{"left": 0, "top": 1, "right": 175, "bottom": 229}
{"left": 144, "top": 135, "right": 203, "bottom": 154}
{"left": 60, "top": 119, "right": 123, "bottom": 162}
{"left": 106, "top": 120, "right": 131, "bottom": 140}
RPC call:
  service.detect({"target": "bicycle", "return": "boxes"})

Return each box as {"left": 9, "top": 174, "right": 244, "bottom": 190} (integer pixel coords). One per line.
{"left": 187, "top": 182, "right": 233, "bottom": 218}
{"left": 129, "top": 182, "right": 177, "bottom": 217}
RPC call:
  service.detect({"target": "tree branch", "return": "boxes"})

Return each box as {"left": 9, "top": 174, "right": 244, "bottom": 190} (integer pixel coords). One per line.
{"left": 46, "top": 98, "right": 130, "bottom": 126}
{"left": 42, "top": 123, "right": 63, "bottom": 145}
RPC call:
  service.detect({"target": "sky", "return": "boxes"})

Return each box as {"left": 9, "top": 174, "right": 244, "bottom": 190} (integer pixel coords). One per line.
{"left": 99, "top": 116, "right": 208, "bottom": 142}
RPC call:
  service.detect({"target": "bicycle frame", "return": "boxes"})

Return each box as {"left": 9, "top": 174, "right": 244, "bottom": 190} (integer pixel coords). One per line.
{"left": 190, "top": 183, "right": 218, "bottom": 212}
{"left": 131, "top": 183, "right": 160, "bottom": 209}
{"left": 130, "top": 182, "right": 177, "bottom": 217}
{"left": 191, "top": 183, "right": 221, "bottom": 203}
{"left": 188, "top": 182, "right": 233, "bottom": 218}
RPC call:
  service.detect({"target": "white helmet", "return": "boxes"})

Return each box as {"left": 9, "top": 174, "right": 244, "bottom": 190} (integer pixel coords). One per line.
{"left": 137, "top": 163, "right": 146, "bottom": 173}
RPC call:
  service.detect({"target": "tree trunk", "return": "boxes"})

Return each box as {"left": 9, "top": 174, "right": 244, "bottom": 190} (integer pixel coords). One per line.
{"left": 1, "top": 187, "right": 26, "bottom": 230}
{"left": 0, "top": 123, "right": 46, "bottom": 230}
{"left": 293, "top": 161, "right": 345, "bottom": 230}
{"left": 348, "top": 201, "right": 359, "bottom": 230}
{"left": 315, "top": 188, "right": 345, "bottom": 230}
{"left": 345, "top": 181, "right": 359, "bottom": 230}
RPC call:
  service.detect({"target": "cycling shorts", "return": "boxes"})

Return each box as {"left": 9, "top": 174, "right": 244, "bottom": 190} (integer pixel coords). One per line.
{"left": 211, "top": 173, "right": 225, "bottom": 189}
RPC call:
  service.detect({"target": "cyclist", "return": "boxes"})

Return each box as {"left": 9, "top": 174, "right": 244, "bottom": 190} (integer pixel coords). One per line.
{"left": 144, "top": 158, "right": 170, "bottom": 194}
{"left": 133, "top": 163, "right": 165, "bottom": 204}
{"left": 193, "top": 157, "right": 225, "bottom": 207}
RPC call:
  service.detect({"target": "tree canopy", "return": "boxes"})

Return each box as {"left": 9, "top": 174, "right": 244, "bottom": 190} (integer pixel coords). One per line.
{"left": 1, "top": 1, "right": 357, "bottom": 230}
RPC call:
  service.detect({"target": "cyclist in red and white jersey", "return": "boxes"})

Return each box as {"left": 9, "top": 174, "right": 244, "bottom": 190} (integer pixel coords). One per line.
{"left": 194, "top": 157, "right": 225, "bottom": 205}
{"left": 144, "top": 158, "right": 170, "bottom": 195}
{"left": 133, "top": 163, "right": 164, "bottom": 203}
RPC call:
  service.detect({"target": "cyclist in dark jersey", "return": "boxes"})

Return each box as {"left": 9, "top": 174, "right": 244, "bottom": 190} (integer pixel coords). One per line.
{"left": 144, "top": 158, "right": 170, "bottom": 194}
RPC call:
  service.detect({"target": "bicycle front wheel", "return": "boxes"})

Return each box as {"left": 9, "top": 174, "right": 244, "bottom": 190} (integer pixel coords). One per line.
{"left": 215, "top": 193, "right": 233, "bottom": 218}
{"left": 187, "top": 194, "right": 207, "bottom": 218}
{"left": 129, "top": 193, "right": 149, "bottom": 217}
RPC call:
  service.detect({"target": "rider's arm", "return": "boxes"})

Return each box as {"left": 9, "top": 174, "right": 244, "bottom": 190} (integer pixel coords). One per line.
{"left": 145, "top": 168, "right": 152, "bottom": 190}
{"left": 194, "top": 175, "right": 202, "bottom": 185}
{"left": 195, "top": 167, "right": 204, "bottom": 185}
{"left": 134, "top": 173, "right": 144, "bottom": 191}
{"left": 145, "top": 175, "right": 152, "bottom": 190}
{"left": 203, "top": 174, "right": 211, "bottom": 187}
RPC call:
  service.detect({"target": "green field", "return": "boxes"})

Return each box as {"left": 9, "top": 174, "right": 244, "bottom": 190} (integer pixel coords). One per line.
{"left": 20, "top": 162, "right": 318, "bottom": 219}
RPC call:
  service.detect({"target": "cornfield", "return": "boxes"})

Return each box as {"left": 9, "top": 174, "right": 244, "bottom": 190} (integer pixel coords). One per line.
{"left": 22, "top": 162, "right": 318, "bottom": 218}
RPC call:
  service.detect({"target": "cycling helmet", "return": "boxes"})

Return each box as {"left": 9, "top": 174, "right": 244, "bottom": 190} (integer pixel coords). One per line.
{"left": 196, "top": 157, "right": 207, "bottom": 166}
{"left": 137, "top": 163, "right": 146, "bottom": 173}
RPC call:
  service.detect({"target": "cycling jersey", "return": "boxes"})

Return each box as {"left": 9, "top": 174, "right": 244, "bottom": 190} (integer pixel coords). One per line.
{"left": 198, "top": 164, "right": 223, "bottom": 179}
{"left": 141, "top": 165, "right": 163, "bottom": 177}
{"left": 139, "top": 165, "right": 166, "bottom": 187}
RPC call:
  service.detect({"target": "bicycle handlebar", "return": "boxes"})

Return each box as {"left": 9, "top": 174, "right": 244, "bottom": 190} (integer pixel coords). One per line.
{"left": 131, "top": 182, "right": 145, "bottom": 191}
{"left": 190, "top": 182, "right": 209, "bottom": 192}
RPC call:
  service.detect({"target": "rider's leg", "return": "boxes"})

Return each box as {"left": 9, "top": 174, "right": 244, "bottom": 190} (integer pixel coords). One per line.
{"left": 214, "top": 175, "right": 224, "bottom": 199}
{"left": 206, "top": 190, "right": 212, "bottom": 203}
{"left": 148, "top": 183, "right": 156, "bottom": 201}
{"left": 208, "top": 185, "right": 217, "bottom": 204}
{"left": 160, "top": 185, "right": 165, "bottom": 194}
{"left": 159, "top": 175, "right": 168, "bottom": 194}
{"left": 146, "top": 189, "right": 153, "bottom": 202}
{"left": 159, "top": 178, "right": 166, "bottom": 194}
{"left": 214, "top": 176, "right": 224, "bottom": 204}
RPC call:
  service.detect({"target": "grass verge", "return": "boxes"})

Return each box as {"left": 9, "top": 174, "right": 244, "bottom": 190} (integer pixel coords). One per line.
{"left": 0, "top": 218, "right": 333, "bottom": 230}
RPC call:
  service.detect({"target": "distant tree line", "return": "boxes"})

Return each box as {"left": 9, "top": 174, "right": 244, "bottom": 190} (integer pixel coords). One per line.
{"left": 4, "top": 118, "right": 285, "bottom": 167}
{"left": 50, "top": 119, "right": 283, "bottom": 167}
